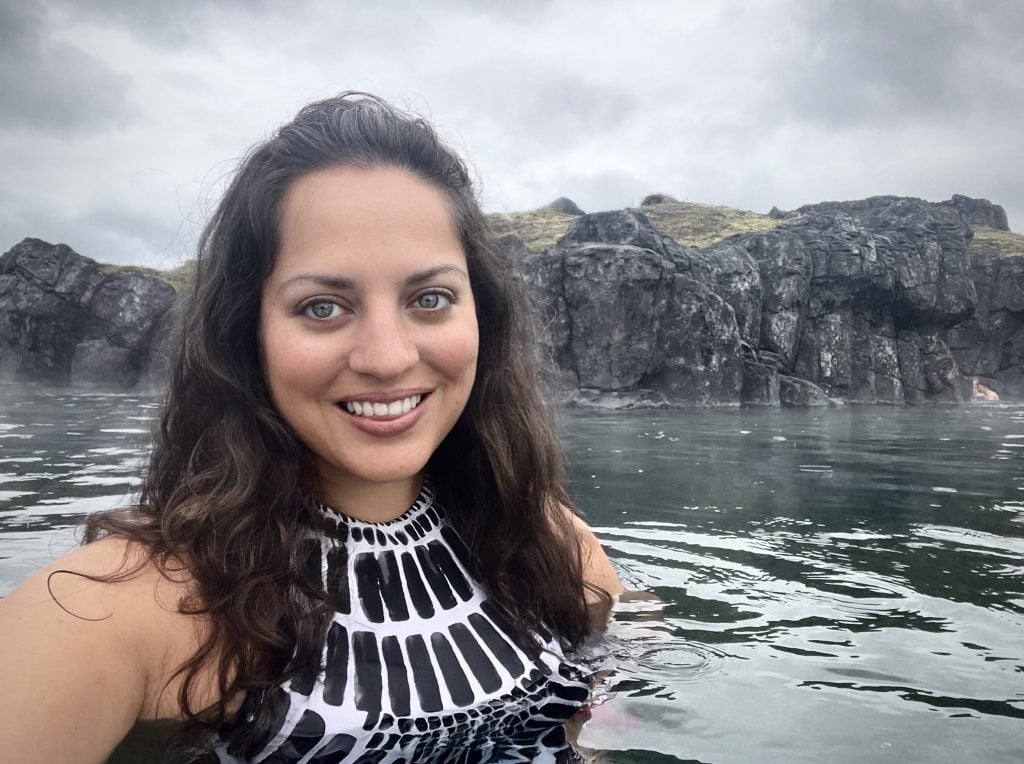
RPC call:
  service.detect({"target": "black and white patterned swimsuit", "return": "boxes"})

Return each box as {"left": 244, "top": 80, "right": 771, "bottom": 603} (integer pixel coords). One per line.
{"left": 216, "top": 482, "right": 590, "bottom": 763}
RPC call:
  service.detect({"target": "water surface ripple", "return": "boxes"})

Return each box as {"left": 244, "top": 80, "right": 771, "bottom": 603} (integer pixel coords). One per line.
{"left": 0, "top": 390, "right": 1022, "bottom": 763}
{"left": 564, "top": 404, "right": 1024, "bottom": 763}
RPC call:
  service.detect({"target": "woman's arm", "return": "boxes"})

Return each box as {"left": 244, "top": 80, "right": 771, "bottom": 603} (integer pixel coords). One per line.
{"left": 0, "top": 538, "right": 200, "bottom": 764}
{"left": 569, "top": 513, "right": 625, "bottom": 603}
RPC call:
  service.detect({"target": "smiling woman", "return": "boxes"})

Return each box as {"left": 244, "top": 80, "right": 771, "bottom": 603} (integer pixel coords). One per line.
{"left": 260, "top": 166, "right": 479, "bottom": 517}
{"left": 0, "top": 93, "right": 622, "bottom": 763}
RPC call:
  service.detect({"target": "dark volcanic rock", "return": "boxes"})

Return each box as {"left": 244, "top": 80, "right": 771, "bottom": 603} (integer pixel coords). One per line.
{"left": 137, "top": 293, "right": 184, "bottom": 390}
{"left": 942, "top": 194, "right": 1009, "bottom": 232}
{"left": 524, "top": 210, "right": 743, "bottom": 406}
{"left": 779, "top": 375, "right": 830, "bottom": 407}
{"left": 741, "top": 355, "right": 780, "bottom": 405}
{"left": 562, "top": 244, "right": 673, "bottom": 390}
{"left": 542, "top": 197, "right": 585, "bottom": 216}
{"left": 949, "top": 232, "right": 1024, "bottom": 398}
{"left": 730, "top": 196, "right": 979, "bottom": 403}
{"left": 640, "top": 193, "right": 679, "bottom": 206}
{"left": 559, "top": 209, "right": 668, "bottom": 255}
{"left": 741, "top": 228, "right": 812, "bottom": 368}
{"left": 521, "top": 195, "right": 1010, "bottom": 406}
{"left": 897, "top": 328, "right": 961, "bottom": 402}
{"left": 703, "top": 242, "right": 762, "bottom": 347}
{"left": 0, "top": 238, "right": 176, "bottom": 387}
{"left": 741, "top": 348, "right": 787, "bottom": 406}
{"left": 645, "top": 274, "right": 742, "bottom": 404}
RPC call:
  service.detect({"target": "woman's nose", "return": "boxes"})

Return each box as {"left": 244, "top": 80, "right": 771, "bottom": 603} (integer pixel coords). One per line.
{"left": 346, "top": 307, "right": 420, "bottom": 380}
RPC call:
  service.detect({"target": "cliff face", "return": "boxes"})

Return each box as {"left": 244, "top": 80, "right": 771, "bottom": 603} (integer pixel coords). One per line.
{"left": 949, "top": 227, "right": 1024, "bottom": 398}
{"left": 742, "top": 198, "right": 976, "bottom": 404}
{"left": 516, "top": 194, "right": 1021, "bottom": 405}
{"left": 0, "top": 238, "right": 176, "bottom": 388}
{"left": 523, "top": 210, "right": 744, "bottom": 406}
{"left": 2, "top": 193, "right": 1020, "bottom": 404}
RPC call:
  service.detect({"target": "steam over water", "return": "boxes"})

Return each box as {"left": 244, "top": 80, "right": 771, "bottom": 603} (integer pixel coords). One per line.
{"left": 1, "top": 388, "right": 1022, "bottom": 763}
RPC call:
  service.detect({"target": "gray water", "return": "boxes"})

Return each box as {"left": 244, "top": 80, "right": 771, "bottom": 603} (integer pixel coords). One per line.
{"left": 0, "top": 388, "right": 1022, "bottom": 763}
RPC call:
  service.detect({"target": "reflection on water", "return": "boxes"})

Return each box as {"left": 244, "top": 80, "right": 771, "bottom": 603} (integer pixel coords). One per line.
{"left": 0, "top": 389, "right": 1022, "bottom": 763}
{"left": 563, "top": 404, "right": 1024, "bottom": 763}
{"left": 0, "top": 389, "right": 154, "bottom": 592}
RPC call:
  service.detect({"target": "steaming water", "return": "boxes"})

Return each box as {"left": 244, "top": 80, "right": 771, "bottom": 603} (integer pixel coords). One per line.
{"left": 0, "top": 388, "right": 1021, "bottom": 763}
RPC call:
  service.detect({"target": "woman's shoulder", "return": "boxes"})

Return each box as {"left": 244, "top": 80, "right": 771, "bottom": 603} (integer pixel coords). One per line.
{"left": 550, "top": 503, "right": 625, "bottom": 600}
{"left": 0, "top": 537, "right": 210, "bottom": 759}
{"left": 3, "top": 535, "right": 194, "bottom": 630}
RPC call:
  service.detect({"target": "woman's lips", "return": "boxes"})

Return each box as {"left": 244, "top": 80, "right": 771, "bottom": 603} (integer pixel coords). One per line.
{"left": 343, "top": 393, "right": 423, "bottom": 417}
{"left": 337, "top": 392, "right": 429, "bottom": 436}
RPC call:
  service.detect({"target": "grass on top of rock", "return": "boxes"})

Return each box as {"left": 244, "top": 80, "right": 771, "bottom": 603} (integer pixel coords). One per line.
{"left": 633, "top": 200, "right": 781, "bottom": 248}
{"left": 488, "top": 200, "right": 780, "bottom": 253}
{"left": 96, "top": 260, "right": 195, "bottom": 292}
{"left": 971, "top": 226, "right": 1024, "bottom": 258}
{"left": 487, "top": 210, "right": 579, "bottom": 252}
{"left": 97, "top": 262, "right": 173, "bottom": 282}
{"left": 158, "top": 260, "right": 196, "bottom": 291}
{"left": 95, "top": 260, "right": 193, "bottom": 290}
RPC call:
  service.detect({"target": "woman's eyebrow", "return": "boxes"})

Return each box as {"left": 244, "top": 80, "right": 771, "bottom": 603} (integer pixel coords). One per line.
{"left": 277, "top": 265, "right": 468, "bottom": 294}
{"left": 403, "top": 265, "right": 469, "bottom": 286}
{"left": 276, "top": 274, "right": 355, "bottom": 293}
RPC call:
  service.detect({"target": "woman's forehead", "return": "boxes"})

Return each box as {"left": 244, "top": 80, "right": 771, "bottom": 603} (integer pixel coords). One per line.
{"left": 268, "top": 166, "right": 467, "bottom": 286}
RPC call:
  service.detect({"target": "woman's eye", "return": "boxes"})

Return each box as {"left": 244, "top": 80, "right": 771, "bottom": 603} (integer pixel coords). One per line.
{"left": 304, "top": 300, "right": 342, "bottom": 319}
{"left": 414, "top": 292, "right": 452, "bottom": 311}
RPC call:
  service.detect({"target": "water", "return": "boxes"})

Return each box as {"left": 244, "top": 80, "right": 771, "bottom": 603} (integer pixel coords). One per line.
{"left": 0, "top": 389, "right": 155, "bottom": 592}
{"left": 1, "top": 388, "right": 1022, "bottom": 763}
{"left": 563, "top": 404, "right": 1024, "bottom": 763}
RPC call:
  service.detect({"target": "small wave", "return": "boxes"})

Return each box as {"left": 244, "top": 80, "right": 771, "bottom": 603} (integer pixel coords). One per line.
{"left": 798, "top": 679, "right": 1024, "bottom": 719}
{"left": 915, "top": 524, "right": 1024, "bottom": 558}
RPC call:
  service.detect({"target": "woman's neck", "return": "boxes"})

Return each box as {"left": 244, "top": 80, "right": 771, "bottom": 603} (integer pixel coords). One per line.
{"left": 315, "top": 470, "right": 425, "bottom": 524}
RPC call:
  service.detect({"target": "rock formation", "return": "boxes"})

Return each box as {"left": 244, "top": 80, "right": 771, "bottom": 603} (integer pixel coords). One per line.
{"left": 523, "top": 210, "right": 742, "bottom": 407}
{"left": 0, "top": 238, "right": 176, "bottom": 388}
{"left": 2, "top": 192, "right": 1021, "bottom": 404}
{"left": 517, "top": 194, "right": 1021, "bottom": 405}
{"left": 948, "top": 227, "right": 1024, "bottom": 398}
{"left": 737, "top": 198, "right": 976, "bottom": 404}
{"left": 541, "top": 197, "right": 585, "bottom": 216}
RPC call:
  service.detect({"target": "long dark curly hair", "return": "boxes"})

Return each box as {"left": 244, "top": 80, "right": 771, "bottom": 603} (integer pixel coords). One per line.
{"left": 84, "top": 93, "right": 594, "bottom": 751}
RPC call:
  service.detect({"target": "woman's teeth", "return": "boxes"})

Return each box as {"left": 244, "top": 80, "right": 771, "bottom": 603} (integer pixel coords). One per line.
{"left": 344, "top": 394, "right": 422, "bottom": 417}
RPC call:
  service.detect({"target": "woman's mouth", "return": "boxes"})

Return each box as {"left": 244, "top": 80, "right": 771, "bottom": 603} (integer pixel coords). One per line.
{"left": 342, "top": 394, "right": 424, "bottom": 417}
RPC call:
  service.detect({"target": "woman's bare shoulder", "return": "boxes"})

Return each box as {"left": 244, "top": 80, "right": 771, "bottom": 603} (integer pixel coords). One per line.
{"left": 4, "top": 536, "right": 192, "bottom": 624}
{"left": 553, "top": 503, "right": 625, "bottom": 599}
{"left": 0, "top": 537, "right": 206, "bottom": 762}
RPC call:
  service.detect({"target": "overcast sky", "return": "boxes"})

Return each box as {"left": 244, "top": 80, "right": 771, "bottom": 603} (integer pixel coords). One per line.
{"left": 2, "top": 0, "right": 1022, "bottom": 269}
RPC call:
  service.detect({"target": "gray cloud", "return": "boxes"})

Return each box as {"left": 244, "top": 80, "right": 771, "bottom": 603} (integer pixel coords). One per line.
{"left": 0, "top": 2, "right": 136, "bottom": 134}
{"left": 1, "top": 0, "right": 1022, "bottom": 267}
{"left": 788, "top": 0, "right": 1024, "bottom": 126}
{"left": 47, "top": 0, "right": 275, "bottom": 46}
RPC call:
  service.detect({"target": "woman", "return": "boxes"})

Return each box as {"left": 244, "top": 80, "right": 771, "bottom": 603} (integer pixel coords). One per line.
{"left": 0, "top": 94, "right": 622, "bottom": 762}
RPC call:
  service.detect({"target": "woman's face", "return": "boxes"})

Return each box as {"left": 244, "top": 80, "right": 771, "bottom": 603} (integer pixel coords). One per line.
{"left": 259, "top": 165, "right": 479, "bottom": 508}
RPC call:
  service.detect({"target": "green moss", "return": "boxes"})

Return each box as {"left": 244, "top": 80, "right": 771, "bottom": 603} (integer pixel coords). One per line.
{"left": 157, "top": 260, "right": 196, "bottom": 291}
{"left": 971, "top": 226, "right": 1024, "bottom": 259}
{"left": 95, "top": 261, "right": 194, "bottom": 292}
{"left": 487, "top": 210, "right": 577, "bottom": 252}
{"left": 633, "top": 201, "right": 780, "bottom": 248}
{"left": 97, "top": 263, "right": 156, "bottom": 276}
{"left": 487, "top": 201, "right": 780, "bottom": 252}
